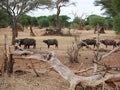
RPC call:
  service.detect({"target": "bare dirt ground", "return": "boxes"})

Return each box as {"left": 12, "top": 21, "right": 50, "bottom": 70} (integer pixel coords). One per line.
{"left": 0, "top": 27, "right": 120, "bottom": 90}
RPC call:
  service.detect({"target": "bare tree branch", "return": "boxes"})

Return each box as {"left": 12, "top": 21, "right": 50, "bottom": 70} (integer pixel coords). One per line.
{"left": 11, "top": 48, "right": 120, "bottom": 90}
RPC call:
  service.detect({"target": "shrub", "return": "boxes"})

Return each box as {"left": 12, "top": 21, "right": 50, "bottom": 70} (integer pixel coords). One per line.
{"left": 0, "top": 20, "right": 8, "bottom": 28}
{"left": 38, "top": 18, "right": 49, "bottom": 28}
{"left": 84, "top": 25, "right": 92, "bottom": 30}
{"left": 70, "top": 23, "right": 79, "bottom": 29}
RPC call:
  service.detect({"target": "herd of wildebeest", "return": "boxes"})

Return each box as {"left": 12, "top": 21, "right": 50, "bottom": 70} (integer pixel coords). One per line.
{"left": 77, "top": 38, "right": 120, "bottom": 48}
{"left": 15, "top": 38, "right": 58, "bottom": 49}
{"left": 14, "top": 37, "right": 120, "bottom": 49}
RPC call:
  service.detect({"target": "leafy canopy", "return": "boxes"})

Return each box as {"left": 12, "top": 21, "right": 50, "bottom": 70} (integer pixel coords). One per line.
{"left": 95, "top": 0, "right": 120, "bottom": 33}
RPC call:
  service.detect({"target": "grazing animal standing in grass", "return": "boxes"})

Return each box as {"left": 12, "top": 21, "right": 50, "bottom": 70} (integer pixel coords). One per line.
{"left": 43, "top": 39, "right": 58, "bottom": 48}
{"left": 77, "top": 39, "right": 97, "bottom": 48}
{"left": 15, "top": 38, "right": 36, "bottom": 49}
{"left": 100, "top": 39, "right": 117, "bottom": 48}
{"left": 117, "top": 41, "right": 120, "bottom": 47}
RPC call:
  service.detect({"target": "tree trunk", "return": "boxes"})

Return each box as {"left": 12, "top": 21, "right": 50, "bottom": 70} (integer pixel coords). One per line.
{"left": 56, "top": 6, "right": 62, "bottom": 35}
{"left": 78, "top": 22, "right": 83, "bottom": 30}
{"left": 30, "top": 59, "right": 39, "bottom": 77}
{"left": 11, "top": 17, "right": 18, "bottom": 45}
{"left": 4, "top": 35, "right": 14, "bottom": 76}
{"left": 6, "top": 54, "right": 14, "bottom": 75}
{"left": 1, "top": 53, "right": 7, "bottom": 77}
{"left": 30, "top": 25, "right": 35, "bottom": 36}
{"left": 12, "top": 48, "right": 120, "bottom": 90}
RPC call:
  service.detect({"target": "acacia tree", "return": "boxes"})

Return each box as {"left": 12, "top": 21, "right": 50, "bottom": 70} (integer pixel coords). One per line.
{"left": 88, "top": 15, "right": 106, "bottom": 27}
{"left": 52, "top": 0, "right": 75, "bottom": 35}
{"left": 95, "top": 0, "right": 120, "bottom": 33}
{"left": 0, "top": 0, "right": 52, "bottom": 44}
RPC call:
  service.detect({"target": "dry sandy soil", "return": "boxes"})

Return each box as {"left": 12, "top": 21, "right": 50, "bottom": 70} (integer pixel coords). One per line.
{"left": 0, "top": 27, "right": 120, "bottom": 90}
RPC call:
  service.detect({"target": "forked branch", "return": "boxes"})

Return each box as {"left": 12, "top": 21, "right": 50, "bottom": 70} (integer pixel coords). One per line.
{"left": 12, "top": 48, "right": 120, "bottom": 90}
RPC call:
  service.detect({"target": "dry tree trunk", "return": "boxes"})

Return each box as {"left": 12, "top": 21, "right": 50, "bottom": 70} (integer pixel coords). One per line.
{"left": 78, "top": 22, "right": 83, "bottom": 30}
{"left": 30, "top": 59, "right": 39, "bottom": 77}
{"left": 1, "top": 53, "right": 7, "bottom": 77}
{"left": 11, "top": 48, "right": 120, "bottom": 90}
{"left": 3, "top": 34, "right": 14, "bottom": 76}
{"left": 93, "top": 26, "right": 119, "bottom": 73}
{"left": 67, "top": 36, "right": 81, "bottom": 63}
{"left": 17, "top": 23, "right": 24, "bottom": 32}
{"left": 30, "top": 25, "right": 35, "bottom": 36}
{"left": 93, "top": 26, "right": 100, "bottom": 72}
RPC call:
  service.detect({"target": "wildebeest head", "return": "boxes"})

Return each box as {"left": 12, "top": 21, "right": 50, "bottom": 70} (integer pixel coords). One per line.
{"left": 43, "top": 40, "right": 48, "bottom": 44}
{"left": 78, "top": 39, "right": 96, "bottom": 48}
{"left": 117, "top": 41, "right": 120, "bottom": 46}
{"left": 14, "top": 39, "right": 22, "bottom": 46}
{"left": 100, "top": 40, "right": 104, "bottom": 43}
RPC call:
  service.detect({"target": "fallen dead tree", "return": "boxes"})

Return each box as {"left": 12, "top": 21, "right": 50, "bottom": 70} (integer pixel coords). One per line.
{"left": 11, "top": 46, "right": 120, "bottom": 90}
{"left": 1, "top": 34, "right": 120, "bottom": 90}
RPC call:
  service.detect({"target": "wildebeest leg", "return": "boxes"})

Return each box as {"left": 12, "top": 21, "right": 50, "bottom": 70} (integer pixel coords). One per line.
{"left": 113, "top": 45, "right": 115, "bottom": 48}
{"left": 33, "top": 44, "right": 36, "bottom": 49}
{"left": 55, "top": 44, "right": 58, "bottom": 48}
{"left": 24, "top": 45, "right": 27, "bottom": 49}
{"left": 28, "top": 45, "right": 30, "bottom": 49}
{"left": 94, "top": 44, "right": 95, "bottom": 48}
{"left": 106, "top": 45, "right": 107, "bottom": 48}
{"left": 48, "top": 45, "right": 50, "bottom": 48}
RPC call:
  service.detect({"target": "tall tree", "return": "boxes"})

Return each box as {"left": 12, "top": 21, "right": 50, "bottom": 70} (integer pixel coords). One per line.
{"left": 88, "top": 15, "right": 106, "bottom": 27}
{"left": 95, "top": 0, "right": 120, "bottom": 33}
{"left": 18, "top": 14, "right": 31, "bottom": 28}
{"left": 94, "top": 0, "right": 116, "bottom": 17}
{"left": 52, "top": 0, "right": 75, "bottom": 35}
{"left": 0, "top": 0, "right": 52, "bottom": 44}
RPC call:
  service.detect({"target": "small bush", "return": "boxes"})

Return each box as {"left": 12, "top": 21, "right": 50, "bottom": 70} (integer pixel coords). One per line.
{"left": 70, "top": 23, "right": 79, "bottom": 29}
{"left": 0, "top": 20, "right": 8, "bottom": 28}
{"left": 38, "top": 18, "right": 49, "bottom": 28}
{"left": 84, "top": 25, "right": 92, "bottom": 30}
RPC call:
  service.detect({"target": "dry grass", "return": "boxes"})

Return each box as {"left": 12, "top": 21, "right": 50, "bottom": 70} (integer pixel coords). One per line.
{"left": 0, "top": 27, "right": 120, "bottom": 90}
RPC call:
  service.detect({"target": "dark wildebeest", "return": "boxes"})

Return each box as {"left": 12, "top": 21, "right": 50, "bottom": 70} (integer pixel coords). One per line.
{"left": 15, "top": 38, "right": 36, "bottom": 49}
{"left": 100, "top": 39, "right": 117, "bottom": 48}
{"left": 77, "top": 39, "right": 96, "bottom": 48}
{"left": 117, "top": 41, "right": 120, "bottom": 47}
{"left": 14, "top": 39, "right": 24, "bottom": 46}
{"left": 43, "top": 39, "right": 58, "bottom": 48}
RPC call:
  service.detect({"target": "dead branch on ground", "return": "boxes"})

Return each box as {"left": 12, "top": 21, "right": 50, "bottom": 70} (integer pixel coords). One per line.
{"left": 2, "top": 34, "right": 120, "bottom": 90}
{"left": 93, "top": 26, "right": 120, "bottom": 73}
{"left": 11, "top": 47, "right": 120, "bottom": 90}
{"left": 67, "top": 35, "right": 81, "bottom": 63}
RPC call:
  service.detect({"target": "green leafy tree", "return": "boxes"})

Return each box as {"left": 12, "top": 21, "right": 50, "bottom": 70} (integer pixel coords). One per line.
{"left": 18, "top": 14, "right": 31, "bottom": 27}
{"left": 95, "top": 0, "right": 120, "bottom": 33}
{"left": 113, "top": 14, "right": 120, "bottom": 34}
{"left": 0, "top": 0, "right": 52, "bottom": 44}
{"left": 47, "top": 15, "right": 57, "bottom": 27}
{"left": 70, "top": 17, "right": 85, "bottom": 29}
{"left": 95, "top": 0, "right": 116, "bottom": 17}
{"left": 52, "top": 0, "right": 75, "bottom": 34}
{"left": 88, "top": 15, "right": 106, "bottom": 28}
{"left": 104, "top": 17, "right": 113, "bottom": 30}
{"left": 0, "top": 9, "right": 10, "bottom": 28}
{"left": 59, "top": 15, "right": 70, "bottom": 28}
{"left": 0, "top": 0, "right": 52, "bottom": 75}
{"left": 38, "top": 17, "right": 49, "bottom": 28}
{"left": 37, "top": 15, "right": 70, "bottom": 28}
{"left": 19, "top": 15, "right": 38, "bottom": 34}
{"left": 70, "top": 23, "right": 79, "bottom": 29}
{"left": 30, "top": 17, "right": 38, "bottom": 26}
